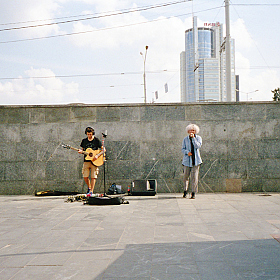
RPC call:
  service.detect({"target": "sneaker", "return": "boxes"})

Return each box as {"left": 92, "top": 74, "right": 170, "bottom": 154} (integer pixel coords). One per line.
{"left": 86, "top": 192, "right": 92, "bottom": 197}
{"left": 86, "top": 188, "right": 90, "bottom": 194}
{"left": 183, "top": 191, "right": 187, "bottom": 198}
{"left": 190, "top": 192, "right": 195, "bottom": 199}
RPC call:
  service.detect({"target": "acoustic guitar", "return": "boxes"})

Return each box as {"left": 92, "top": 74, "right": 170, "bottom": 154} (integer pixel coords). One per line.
{"left": 62, "top": 144, "right": 105, "bottom": 166}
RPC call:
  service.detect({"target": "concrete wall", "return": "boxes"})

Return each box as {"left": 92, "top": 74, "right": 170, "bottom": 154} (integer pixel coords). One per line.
{"left": 0, "top": 102, "right": 279, "bottom": 195}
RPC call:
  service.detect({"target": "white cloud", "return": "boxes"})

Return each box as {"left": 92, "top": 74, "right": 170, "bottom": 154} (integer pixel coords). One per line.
{"left": 235, "top": 51, "right": 251, "bottom": 80}
{"left": 232, "top": 20, "right": 279, "bottom": 101}
{"left": 240, "top": 70, "right": 279, "bottom": 101}
{"left": 0, "top": 68, "right": 79, "bottom": 105}
{"left": 66, "top": 0, "right": 131, "bottom": 11}
{"left": 231, "top": 18, "right": 254, "bottom": 50}
{"left": 235, "top": 51, "right": 279, "bottom": 101}
{"left": 70, "top": 8, "right": 147, "bottom": 49}
{"left": 0, "top": 0, "right": 61, "bottom": 38}
{"left": 70, "top": 13, "right": 188, "bottom": 69}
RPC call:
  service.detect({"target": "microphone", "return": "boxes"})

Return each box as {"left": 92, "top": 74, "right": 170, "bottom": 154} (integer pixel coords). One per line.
{"left": 102, "top": 130, "right": 108, "bottom": 138}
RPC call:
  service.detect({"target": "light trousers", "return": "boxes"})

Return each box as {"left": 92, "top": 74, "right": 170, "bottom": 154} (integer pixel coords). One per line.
{"left": 183, "top": 165, "right": 200, "bottom": 193}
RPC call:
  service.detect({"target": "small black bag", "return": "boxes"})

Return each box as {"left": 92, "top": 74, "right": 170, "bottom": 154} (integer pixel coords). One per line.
{"left": 107, "top": 183, "right": 125, "bottom": 195}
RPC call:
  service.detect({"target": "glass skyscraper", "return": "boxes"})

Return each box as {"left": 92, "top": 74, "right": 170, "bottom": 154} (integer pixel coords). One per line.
{"left": 180, "top": 17, "right": 236, "bottom": 102}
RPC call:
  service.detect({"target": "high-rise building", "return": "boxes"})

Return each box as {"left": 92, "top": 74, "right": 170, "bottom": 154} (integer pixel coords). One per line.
{"left": 180, "top": 16, "right": 236, "bottom": 102}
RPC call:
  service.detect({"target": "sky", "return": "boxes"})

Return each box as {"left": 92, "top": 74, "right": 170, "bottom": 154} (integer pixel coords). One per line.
{"left": 0, "top": 0, "right": 279, "bottom": 105}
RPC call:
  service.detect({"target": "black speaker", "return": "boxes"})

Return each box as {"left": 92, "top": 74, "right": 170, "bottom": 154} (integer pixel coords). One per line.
{"left": 87, "top": 196, "right": 123, "bottom": 205}
{"left": 131, "top": 179, "right": 157, "bottom": 196}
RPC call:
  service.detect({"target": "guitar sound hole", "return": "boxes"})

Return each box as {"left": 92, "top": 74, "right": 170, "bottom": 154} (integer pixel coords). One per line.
{"left": 89, "top": 153, "right": 93, "bottom": 157}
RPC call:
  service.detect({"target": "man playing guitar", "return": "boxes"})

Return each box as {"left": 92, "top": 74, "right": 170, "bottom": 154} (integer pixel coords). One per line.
{"left": 78, "top": 127, "right": 102, "bottom": 195}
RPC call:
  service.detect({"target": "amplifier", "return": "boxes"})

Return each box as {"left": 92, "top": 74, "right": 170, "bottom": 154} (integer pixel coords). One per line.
{"left": 131, "top": 179, "right": 157, "bottom": 196}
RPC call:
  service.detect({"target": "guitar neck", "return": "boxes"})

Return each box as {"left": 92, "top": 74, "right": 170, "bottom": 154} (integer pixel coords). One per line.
{"left": 69, "top": 146, "right": 88, "bottom": 155}
{"left": 65, "top": 145, "right": 102, "bottom": 157}
{"left": 62, "top": 144, "right": 89, "bottom": 155}
{"left": 69, "top": 147, "right": 80, "bottom": 152}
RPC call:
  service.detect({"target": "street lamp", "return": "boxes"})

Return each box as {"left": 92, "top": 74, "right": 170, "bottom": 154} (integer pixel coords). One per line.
{"left": 140, "top": 46, "right": 148, "bottom": 103}
{"left": 246, "top": 90, "right": 259, "bottom": 101}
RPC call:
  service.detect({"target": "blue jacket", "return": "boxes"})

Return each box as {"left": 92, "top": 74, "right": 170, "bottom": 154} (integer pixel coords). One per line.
{"left": 181, "top": 135, "right": 202, "bottom": 167}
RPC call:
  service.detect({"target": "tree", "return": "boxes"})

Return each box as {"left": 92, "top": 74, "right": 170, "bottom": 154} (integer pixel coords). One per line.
{"left": 272, "top": 88, "right": 280, "bottom": 101}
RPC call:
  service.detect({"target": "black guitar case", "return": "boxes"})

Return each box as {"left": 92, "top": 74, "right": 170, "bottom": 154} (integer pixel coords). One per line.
{"left": 86, "top": 195, "right": 126, "bottom": 205}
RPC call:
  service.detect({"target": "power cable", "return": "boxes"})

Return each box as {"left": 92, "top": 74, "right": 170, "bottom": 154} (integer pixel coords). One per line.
{"left": 0, "top": 69, "right": 177, "bottom": 81}
{"left": 212, "top": 1, "right": 224, "bottom": 22}
{"left": 0, "top": 83, "right": 143, "bottom": 93}
{"left": 0, "top": 66, "right": 278, "bottom": 81}
{"left": 231, "top": 3, "right": 280, "bottom": 6}
{"left": 0, "top": 0, "right": 188, "bottom": 32}
{"left": 0, "top": 6, "right": 223, "bottom": 44}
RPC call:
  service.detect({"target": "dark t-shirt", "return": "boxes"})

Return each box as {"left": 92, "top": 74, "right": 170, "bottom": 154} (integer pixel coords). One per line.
{"left": 80, "top": 137, "right": 102, "bottom": 162}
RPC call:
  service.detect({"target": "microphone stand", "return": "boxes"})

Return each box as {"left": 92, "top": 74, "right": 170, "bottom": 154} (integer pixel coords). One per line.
{"left": 101, "top": 131, "right": 107, "bottom": 196}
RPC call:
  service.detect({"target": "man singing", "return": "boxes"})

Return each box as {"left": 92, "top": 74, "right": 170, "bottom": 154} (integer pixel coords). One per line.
{"left": 181, "top": 124, "right": 202, "bottom": 199}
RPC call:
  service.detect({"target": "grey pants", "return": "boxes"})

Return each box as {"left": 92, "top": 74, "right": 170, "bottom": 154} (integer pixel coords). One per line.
{"left": 183, "top": 165, "right": 200, "bottom": 193}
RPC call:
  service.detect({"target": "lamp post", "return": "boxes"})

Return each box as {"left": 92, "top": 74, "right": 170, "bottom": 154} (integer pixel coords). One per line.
{"left": 246, "top": 90, "right": 259, "bottom": 101}
{"left": 225, "top": 0, "right": 232, "bottom": 102}
{"left": 140, "top": 46, "right": 148, "bottom": 103}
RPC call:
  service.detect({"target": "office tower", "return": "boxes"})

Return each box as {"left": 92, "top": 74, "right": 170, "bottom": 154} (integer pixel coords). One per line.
{"left": 180, "top": 16, "right": 236, "bottom": 102}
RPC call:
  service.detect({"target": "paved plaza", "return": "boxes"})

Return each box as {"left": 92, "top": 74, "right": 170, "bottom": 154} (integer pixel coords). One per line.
{"left": 0, "top": 193, "right": 280, "bottom": 280}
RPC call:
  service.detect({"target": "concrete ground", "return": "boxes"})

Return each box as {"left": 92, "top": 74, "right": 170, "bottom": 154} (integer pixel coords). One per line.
{"left": 0, "top": 193, "right": 280, "bottom": 280}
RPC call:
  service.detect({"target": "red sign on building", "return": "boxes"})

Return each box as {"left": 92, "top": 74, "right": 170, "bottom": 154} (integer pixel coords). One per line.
{"left": 204, "top": 22, "right": 220, "bottom": 27}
